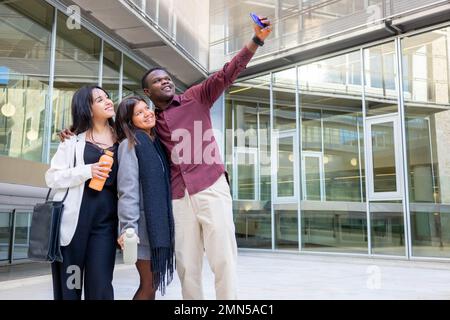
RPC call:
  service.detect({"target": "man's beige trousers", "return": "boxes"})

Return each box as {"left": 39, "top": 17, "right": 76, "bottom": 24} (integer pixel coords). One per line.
{"left": 172, "top": 174, "right": 238, "bottom": 300}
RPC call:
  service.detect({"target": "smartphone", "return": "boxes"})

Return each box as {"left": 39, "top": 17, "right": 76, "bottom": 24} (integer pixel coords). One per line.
{"left": 250, "top": 13, "right": 268, "bottom": 28}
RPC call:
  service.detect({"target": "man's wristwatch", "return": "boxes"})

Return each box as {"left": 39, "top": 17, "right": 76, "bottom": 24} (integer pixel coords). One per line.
{"left": 252, "top": 35, "right": 264, "bottom": 46}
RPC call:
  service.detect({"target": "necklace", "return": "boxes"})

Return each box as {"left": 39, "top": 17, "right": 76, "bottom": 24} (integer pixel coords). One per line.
{"left": 87, "top": 126, "right": 115, "bottom": 149}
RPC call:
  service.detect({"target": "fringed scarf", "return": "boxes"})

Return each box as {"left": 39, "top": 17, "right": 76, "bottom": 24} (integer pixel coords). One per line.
{"left": 134, "top": 130, "right": 175, "bottom": 295}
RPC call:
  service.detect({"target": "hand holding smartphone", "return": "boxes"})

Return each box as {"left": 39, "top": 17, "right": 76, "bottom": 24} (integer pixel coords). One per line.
{"left": 250, "top": 13, "right": 268, "bottom": 28}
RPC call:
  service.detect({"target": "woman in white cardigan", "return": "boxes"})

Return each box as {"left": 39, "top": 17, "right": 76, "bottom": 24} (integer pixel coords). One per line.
{"left": 45, "top": 85, "right": 118, "bottom": 300}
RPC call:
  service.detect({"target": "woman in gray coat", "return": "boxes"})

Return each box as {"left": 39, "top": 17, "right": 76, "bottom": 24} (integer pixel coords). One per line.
{"left": 115, "top": 96, "right": 174, "bottom": 300}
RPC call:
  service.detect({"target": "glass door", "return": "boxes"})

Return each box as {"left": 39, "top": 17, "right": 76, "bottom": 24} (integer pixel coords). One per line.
{"left": 366, "top": 114, "right": 403, "bottom": 200}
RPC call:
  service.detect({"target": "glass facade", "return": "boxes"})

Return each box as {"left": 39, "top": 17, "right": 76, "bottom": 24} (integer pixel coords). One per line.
{"left": 0, "top": 0, "right": 154, "bottom": 163}
{"left": 226, "top": 25, "right": 450, "bottom": 258}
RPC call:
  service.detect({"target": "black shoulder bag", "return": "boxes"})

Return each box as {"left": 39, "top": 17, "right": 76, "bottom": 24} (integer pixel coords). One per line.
{"left": 28, "top": 152, "right": 76, "bottom": 263}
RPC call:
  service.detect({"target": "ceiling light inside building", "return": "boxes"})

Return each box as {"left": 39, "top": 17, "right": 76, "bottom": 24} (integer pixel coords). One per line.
{"left": 1, "top": 103, "right": 16, "bottom": 118}
{"left": 27, "top": 130, "right": 38, "bottom": 141}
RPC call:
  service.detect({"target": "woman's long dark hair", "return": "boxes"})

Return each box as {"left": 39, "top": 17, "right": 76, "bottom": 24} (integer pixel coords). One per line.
{"left": 115, "top": 96, "right": 152, "bottom": 148}
{"left": 70, "top": 85, "right": 115, "bottom": 135}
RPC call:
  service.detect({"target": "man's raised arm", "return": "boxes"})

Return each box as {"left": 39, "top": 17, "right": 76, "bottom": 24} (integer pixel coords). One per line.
{"left": 192, "top": 16, "right": 272, "bottom": 106}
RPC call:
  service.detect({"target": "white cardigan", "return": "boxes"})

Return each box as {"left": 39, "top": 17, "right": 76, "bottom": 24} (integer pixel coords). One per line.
{"left": 45, "top": 132, "right": 93, "bottom": 246}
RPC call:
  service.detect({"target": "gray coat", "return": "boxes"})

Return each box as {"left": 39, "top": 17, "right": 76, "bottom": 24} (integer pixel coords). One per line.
{"left": 117, "top": 139, "right": 149, "bottom": 249}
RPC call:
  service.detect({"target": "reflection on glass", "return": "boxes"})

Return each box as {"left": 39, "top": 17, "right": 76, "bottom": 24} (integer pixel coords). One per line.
{"left": 51, "top": 11, "right": 101, "bottom": 157}
{"left": 0, "top": 212, "right": 10, "bottom": 261}
{"left": 0, "top": 0, "right": 52, "bottom": 163}
{"left": 299, "top": 52, "right": 367, "bottom": 253}
{"left": 403, "top": 27, "right": 450, "bottom": 258}
{"left": 13, "top": 212, "right": 31, "bottom": 260}
{"left": 371, "top": 122, "right": 397, "bottom": 192}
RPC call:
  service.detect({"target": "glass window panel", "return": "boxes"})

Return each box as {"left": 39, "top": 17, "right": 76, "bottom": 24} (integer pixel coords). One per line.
{"left": 323, "top": 110, "right": 364, "bottom": 202}
{"left": 304, "top": 155, "right": 321, "bottom": 201}
{"left": 236, "top": 151, "right": 256, "bottom": 200}
{"left": 403, "top": 27, "right": 450, "bottom": 258}
{"left": 370, "top": 201, "right": 405, "bottom": 255}
{"left": 275, "top": 209, "right": 298, "bottom": 250}
{"left": 0, "top": 212, "right": 11, "bottom": 261}
{"left": 277, "top": 136, "right": 294, "bottom": 197}
{"left": 13, "top": 212, "right": 31, "bottom": 260}
{"left": 122, "top": 55, "right": 146, "bottom": 98}
{"left": 364, "top": 42, "right": 399, "bottom": 116}
{"left": 226, "top": 75, "right": 271, "bottom": 249}
{"left": 0, "top": 0, "right": 53, "bottom": 163}
{"left": 259, "top": 103, "right": 271, "bottom": 201}
{"left": 371, "top": 121, "right": 397, "bottom": 193}
{"left": 299, "top": 51, "right": 367, "bottom": 253}
{"left": 51, "top": 11, "right": 101, "bottom": 156}
{"left": 273, "top": 68, "right": 296, "bottom": 131}
{"left": 102, "top": 43, "right": 121, "bottom": 105}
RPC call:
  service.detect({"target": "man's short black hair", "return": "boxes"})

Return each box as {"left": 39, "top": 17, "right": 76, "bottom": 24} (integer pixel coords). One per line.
{"left": 141, "top": 67, "right": 169, "bottom": 90}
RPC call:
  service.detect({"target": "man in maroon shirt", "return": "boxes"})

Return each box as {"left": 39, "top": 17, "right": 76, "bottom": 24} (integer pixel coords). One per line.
{"left": 141, "top": 18, "right": 272, "bottom": 300}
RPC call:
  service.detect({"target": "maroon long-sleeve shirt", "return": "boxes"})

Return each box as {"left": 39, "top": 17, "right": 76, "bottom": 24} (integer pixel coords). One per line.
{"left": 155, "top": 46, "right": 255, "bottom": 199}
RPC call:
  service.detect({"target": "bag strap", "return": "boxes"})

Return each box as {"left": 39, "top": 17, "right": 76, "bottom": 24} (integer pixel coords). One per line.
{"left": 45, "top": 146, "right": 77, "bottom": 202}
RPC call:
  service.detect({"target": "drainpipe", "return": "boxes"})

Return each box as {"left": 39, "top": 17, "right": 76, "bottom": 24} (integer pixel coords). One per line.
{"left": 384, "top": 19, "right": 403, "bottom": 35}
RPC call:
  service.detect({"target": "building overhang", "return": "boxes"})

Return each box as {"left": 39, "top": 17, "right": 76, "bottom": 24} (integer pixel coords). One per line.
{"left": 239, "top": 2, "right": 450, "bottom": 78}
{"left": 53, "top": 0, "right": 208, "bottom": 88}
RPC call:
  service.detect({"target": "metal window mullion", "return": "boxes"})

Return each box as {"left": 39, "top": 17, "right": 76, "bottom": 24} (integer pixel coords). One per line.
{"left": 155, "top": 0, "right": 160, "bottom": 24}
{"left": 361, "top": 47, "right": 372, "bottom": 256}
{"left": 396, "top": 37, "right": 412, "bottom": 259}
{"left": 231, "top": 99, "right": 236, "bottom": 200}
{"left": 357, "top": 115, "right": 364, "bottom": 202}
{"left": 296, "top": 65, "right": 302, "bottom": 252}
{"left": 9, "top": 210, "right": 16, "bottom": 264}
{"left": 320, "top": 110, "right": 325, "bottom": 201}
{"left": 119, "top": 52, "right": 124, "bottom": 100}
{"left": 270, "top": 72, "right": 275, "bottom": 251}
{"left": 257, "top": 102, "right": 261, "bottom": 202}
{"left": 98, "top": 39, "right": 104, "bottom": 87}
{"left": 43, "top": 7, "right": 58, "bottom": 164}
